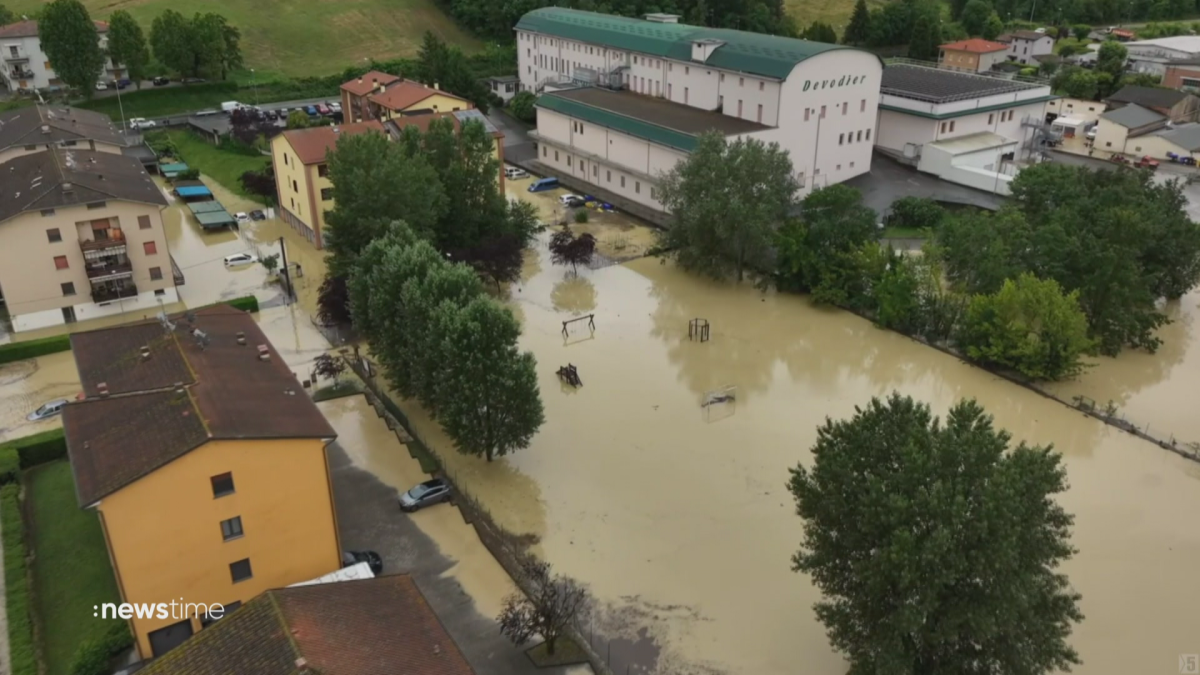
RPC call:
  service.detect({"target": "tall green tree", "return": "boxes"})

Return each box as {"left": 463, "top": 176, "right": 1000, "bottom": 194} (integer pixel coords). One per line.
{"left": 982, "top": 12, "right": 1004, "bottom": 39}
{"left": 907, "top": 14, "right": 937, "bottom": 60}
{"left": 106, "top": 11, "right": 149, "bottom": 88}
{"left": 958, "top": 273, "right": 1095, "bottom": 380}
{"left": 788, "top": 393, "right": 1084, "bottom": 674}
{"left": 1095, "top": 40, "right": 1127, "bottom": 96}
{"left": 149, "top": 10, "right": 193, "bottom": 78}
{"left": 843, "top": 0, "right": 872, "bottom": 44}
{"left": 1072, "top": 23, "right": 1092, "bottom": 39}
{"left": 38, "top": 0, "right": 105, "bottom": 94}
{"left": 960, "top": 0, "right": 993, "bottom": 35}
{"left": 437, "top": 297, "right": 545, "bottom": 462}
{"left": 657, "top": 132, "right": 798, "bottom": 282}
{"left": 1052, "top": 66, "right": 1100, "bottom": 99}
{"left": 0, "top": 5, "right": 15, "bottom": 26}
{"left": 774, "top": 184, "right": 878, "bottom": 304}
{"left": 416, "top": 31, "right": 493, "bottom": 113}
{"left": 802, "top": 21, "right": 838, "bottom": 43}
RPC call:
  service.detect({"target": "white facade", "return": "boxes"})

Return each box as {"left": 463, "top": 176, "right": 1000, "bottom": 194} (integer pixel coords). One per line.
{"left": 13, "top": 286, "right": 179, "bottom": 332}
{"left": 1, "top": 22, "right": 118, "bottom": 91}
{"left": 1005, "top": 34, "right": 1055, "bottom": 66}
{"left": 917, "top": 132, "right": 1019, "bottom": 195}
{"left": 1046, "top": 97, "right": 1106, "bottom": 123}
{"left": 1125, "top": 36, "right": 1200, "bottom": 76}
{"left": 518, "top": 19, "right": 881, "bottom": 210}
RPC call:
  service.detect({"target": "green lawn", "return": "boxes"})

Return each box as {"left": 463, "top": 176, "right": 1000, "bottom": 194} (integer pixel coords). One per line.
{"left": 784, "top": 0, "right": 891, "bottom": 33}
{"left": 27, "top": 461, "right": 123, "bottom": 675}
{"left": 5, "top": 0, "right": 479, "bottom": 78}
{"left": 75, "top": 78, "right": 341, "bottom": 120}
{"left": 165, "top": 130, "right": 270, "bottom": 202}
{"left": 881, "top": 226, "right": 930, "bottom": 239}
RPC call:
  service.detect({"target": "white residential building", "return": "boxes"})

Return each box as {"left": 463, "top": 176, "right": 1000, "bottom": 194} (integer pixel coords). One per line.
{"left": 998, "top": 31, "right": 1055, "bottom": 66}
{"left": 1125, "top": 35, "right": 1200, "bottom": 76}
{"left": 0, "top": 19, "right": 119, "bottom": 92}
{"left": 516, "top": 8, "right": 883, "bottom": 214}
{"left": 875, "top": 61, "right": 1055, "bottom": 195}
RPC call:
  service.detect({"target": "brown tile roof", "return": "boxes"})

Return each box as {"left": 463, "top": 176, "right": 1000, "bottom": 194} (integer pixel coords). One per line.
{"left": 369, "top": 80, "right": 470, "bottom": 112}
{"left": 139, "top": 575, "right": 477, "bottom": 675}
{"left": 64, "top": 304, "right": 336, "bottom": 506}
{"left": 383, "top": 111, "right": 503, "bottom": 141}
{"left": 340, "top": 70, "right": 402, "bottom": 96}
{"left": 940, "top": 38, "right": 1008, "bottom": 53}
{"left": 0, "top": 105, "right": 126, "bottom": 153}
{"left": 0, "top": 149, "right": 166, "bottom": 224}
{"left": 280, "top": 120, "right": 385, "bottom": 165}
{"left": 0, "top": 19, "right": 107, "bottom": 38}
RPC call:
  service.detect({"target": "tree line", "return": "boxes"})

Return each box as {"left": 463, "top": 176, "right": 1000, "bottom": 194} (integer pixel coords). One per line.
{"left": 316, "top": 117, "right": 545, "bottom": 461}
{"left": 659, "top": 132, "right": 1200, "bottom": 381}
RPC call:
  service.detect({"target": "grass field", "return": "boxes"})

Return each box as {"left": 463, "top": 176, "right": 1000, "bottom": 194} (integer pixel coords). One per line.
{"left": 165, "top": 130, "right": 270, "bottom": 201}
{"left": 27, "top": 461, "right": 123, "bottom": 675}
{"left": 4, "top": 0, "right": 481, "bottom": 78}
{"left": 786, "top": 0, "right": 890, "bottom": 34}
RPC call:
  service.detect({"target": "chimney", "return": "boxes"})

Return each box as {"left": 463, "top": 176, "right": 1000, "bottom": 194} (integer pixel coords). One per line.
{"left": 295, "top": 658, "right": 309, "bottom": 673}
{"left": 257, "top": 344, "right": 270, "bottom": 361}
{"left": 174, "top": 382, "right": 185, "bottom": 397}
{"left": 140, "top": 345, "right": 150, "bottom": 360}
{"left": 434, "top": 82, "right": 440, "bottom": 90}
{"left": 236, "top": 331, "right": 246, "bottom": 345}
{"left": 40, "top": 124, "right": 50, "bottom": 134}
{"left": 377, "top": 82, "right": 384, "bottom": 94}
{"left": 62, "top": 182, "right": 73, "bottom": 192}
{"left": 97, "top": 382, "right": 109, "bottom": 397}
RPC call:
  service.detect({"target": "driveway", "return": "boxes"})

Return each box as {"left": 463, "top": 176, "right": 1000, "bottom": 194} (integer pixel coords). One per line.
{"left": 320, "top": 396, "right": 591, "bottom": 675}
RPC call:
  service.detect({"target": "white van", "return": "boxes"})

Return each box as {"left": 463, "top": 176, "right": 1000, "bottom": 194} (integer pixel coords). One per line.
{"left": 221, "top": 101, "right": 242, "bottom": 113}
{"left": 504, "top": 166, "right": 529, "bottom": 180}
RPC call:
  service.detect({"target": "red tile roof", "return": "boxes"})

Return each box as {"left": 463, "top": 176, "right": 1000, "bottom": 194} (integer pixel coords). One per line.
{"left": 64, "top": 304, "right": 336, "bottom": 506}
{"left": 280, "top": 120, "right": 385, "bottom": 164}
{"left": 340, "top": 70, "right": 401, "bottom": 96}
{"left": 138, "top": 575, "right": 477, "bottom": 675}
{"left": 369, "top": 80, "right": 470, "bottom": 112}
{"left": 0, "top": 19, "right": 107, "bottom": 38}
{"left": 940, "top": 38, "right": 1008, "bottom": 53}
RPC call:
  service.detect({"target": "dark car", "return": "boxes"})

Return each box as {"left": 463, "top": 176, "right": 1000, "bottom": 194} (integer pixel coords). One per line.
{"left": 399, "top": 478, "right": 451, "bottom": 512}
{"left": 265, "top": 109, "right": 279, "bottom": 121}
{"left": 152, "top": 76, "right": 170, "bottom": 86}
{"left": 249, "top": 210, "right": 266, "bottom": 221}
{"left": 116, "top": 78, "right": 132, "bottom": 89}
{"left": 342, "top": 550, "right": 383, "bottom": 576}
{"left": 316, "top": 103, "right": 331, "bottom": 116}
{"left": 305, "top": 105, "right": 319, "bottom": 117}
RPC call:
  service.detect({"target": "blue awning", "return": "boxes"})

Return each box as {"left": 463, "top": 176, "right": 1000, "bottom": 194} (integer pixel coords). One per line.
{"left": 176, "top": 186, "right": 212, "bottom": 198}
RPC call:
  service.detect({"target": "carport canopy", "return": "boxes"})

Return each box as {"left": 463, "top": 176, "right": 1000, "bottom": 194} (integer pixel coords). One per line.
{"left": 176, "top": 185, "right": 212, "bottom": 198}
{"left": 195, "top": 210, "right": 236, "bottom": 229}
{"left": 188, "top": 201, "right": 226, "bottom": 214}
{"left": 160, "top": 162, "right": 189, "bottom": 178}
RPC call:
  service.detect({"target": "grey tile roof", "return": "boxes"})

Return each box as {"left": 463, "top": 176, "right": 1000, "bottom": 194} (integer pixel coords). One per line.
{"left": 1100, "top": 103, "right": 1167, "bottom": 129}
{"left": 0, "top": 105, "right": 126, "bottom": 153}
{"left": 881, "top": 64, "right": 1043, "bottom": 104}
{"left": 1107, "top": 85, "right": 1190, "bottom": 110}
{"left": 0, "top": 149, "right": 166, "bottom": 224}
{"left": 1153, "top": 122, "right": 1200, "bottom": 151}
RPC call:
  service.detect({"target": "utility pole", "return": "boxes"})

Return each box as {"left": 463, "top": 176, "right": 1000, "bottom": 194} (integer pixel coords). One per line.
{"left": 278, "top": 236, "right": 295, "bottom": 302}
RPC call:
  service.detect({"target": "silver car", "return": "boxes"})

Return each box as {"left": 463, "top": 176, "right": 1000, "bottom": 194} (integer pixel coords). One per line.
{"left": 27, "top": 398, "right": 69, "bottom": 421}
{"left": 399, "top": 478, "right": 451, "bottom": 512}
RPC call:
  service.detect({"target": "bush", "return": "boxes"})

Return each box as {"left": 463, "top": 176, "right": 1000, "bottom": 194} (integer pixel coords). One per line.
{"left": 1, "top": 428, "right": 69, "bottom": 469}
{"left": 0, "top": 448, "right": 19, "bottom": 486}
{"left": 227, "top": 295, "right": 259, "bottom": 313}
{"left": 2, "top": 483, "right": 35, "bottom": 675}
{"left": 509, "top": 91, "right": 537, "bottom": 124}
{"left": 885, "top": 197, "right": 945, "bottom": 232}
{"left": 0, "top": 334, "right": 72, "bottom": 365}
{"left": 573, "top": 209, "right": 588, "bottom": 224}
{"left": 71, "top": 620, "right": 134, "bottom": 675}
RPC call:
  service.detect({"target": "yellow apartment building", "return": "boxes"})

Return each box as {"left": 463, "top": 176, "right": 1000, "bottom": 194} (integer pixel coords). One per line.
{"left": 339, "top": 71, "right": 473, "bottom": 123}
{"left": 0, "top": 149, "right": 179, "bottom": 332}
{"left": 937, "top": 38, "right": 1009, "bottom": 73}
{"left": 63, "top": 304, "right": 341, "bottom": 658}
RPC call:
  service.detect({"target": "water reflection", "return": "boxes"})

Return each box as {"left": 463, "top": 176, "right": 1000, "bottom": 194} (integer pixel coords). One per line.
{"left": 551, "top": 276, "right": 598, "bottom": 315}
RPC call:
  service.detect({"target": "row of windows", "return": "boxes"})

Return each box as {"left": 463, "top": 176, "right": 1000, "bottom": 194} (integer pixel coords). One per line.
{"left": 46, "top": 216, "right": 153, "bottom": 243}
{"left": 838, "top": 128, "right": 872, "bottom": 145}
{"left": 541, "top": 146, "right": 658, "bottom": 199}
{"left": 209, "top": 473, "right": 252, "bottom": 583}
{"left": 802, "top": 100, "right": 868, "bottom": 122}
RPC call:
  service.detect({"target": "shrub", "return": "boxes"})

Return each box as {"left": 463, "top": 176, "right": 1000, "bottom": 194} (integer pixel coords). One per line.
{"left": 0, "top": 448, "right": 19, "bottom": 486}
{"left": 71, "top": 620, "right": 134, "bottom": 675}
{"left": 0, "top": 334, "right": 72, "bottom": 365}
{"left": 573, "top": 209, "right": 588, "bottom": 224}
{"left": 227, "top": 295, "right": 259, "bottom": 313}
{"left": 885, "top": 197, "right": 945, "bottom": 232}
{"left": 2, "top": 484, "right": 35, "bottom": 675}
{"left": 508, "top": 91, "right": 537, "bottom": 124}
{"left": 1, "top": 428, "right": 69, "bottom": 469}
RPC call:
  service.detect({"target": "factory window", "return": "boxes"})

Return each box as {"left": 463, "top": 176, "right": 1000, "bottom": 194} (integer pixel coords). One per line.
{"left": 1106, "top": 142, "right": 1112, "bottom": 147}
{"left": 593, "top": 165, "right": 598, "bottom": 177}
{"left": 940, "top": 122, "right": 947, "bottom": 133}
{"left": 949, "top": 121, "right": 956, "bottom": 132}
{"left": 988, "top": 113, "right": 994, "bottom": 124}
{"left": 839, "top": 133, "right": 844, "bottom": 145}
{"left": 757, "top": 104, "right": 762, "bottom": 123}
{"left": 820, "top": 105, "right": 825, "bottom": 118}
{"left": 542, "top": 146, "right": 547, "bottom": 157}
{"left": 797, "top": 171, "right": 805, "bottom": 187}
{"left": 738, "top": 100, "right": 743, "bottom": 117}
{"left": 620, "top": 176, "right": 625, "bottom": 188}
{"left": 635, "top": 181, "right": 640, "bottom": 194}
{"left": 804, "top": 109, "right": 810, "bottom": 122}
{"left": 669, "top": 63, "right": 673, "bottom": 72}
{"left": 685, "top": 87, "right": 689, "bottom": 104}
{"left": 1135, "top": 146, "right": 1142, "bottom": 152}
{"left": 866, "top": 129, "right": 871, "bottom": 141}
{"left": 860, "top": 99, "right": 866, "bottom": 112}
{"left": 739, "top": 77, "right": 744, "bottom": 86}
{"left": 759, "top": 81, "right": 764, "bottom": 91}
{"left": 836, "top": 164, "right": 841, "bottom": 171}
{"left": 720, "top": 73, "right": 725, "bottom": 82}
{"left": 607, "top": 170, "right": 612, "bottom": 182}
{"left": 651, "top": 187, "right": 657, "bottom": 199}
{"left": 857, "top": 130, "right": 863, "bottom": 142}
{"left": 567, "top": 156, "right": 572, "bottom": 167}
{"left": 842, "top": 102, "right": 848, "bottom": 115}
{"left": 555, "top": 151, "right": 559, "bottom": 161}
{"left": 685, "top": 66, "right": 689, "bottom": 74}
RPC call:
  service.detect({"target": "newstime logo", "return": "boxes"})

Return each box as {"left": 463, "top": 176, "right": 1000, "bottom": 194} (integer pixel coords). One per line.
{"left": 94, "top": 600, "right": 226, "bottom": 621}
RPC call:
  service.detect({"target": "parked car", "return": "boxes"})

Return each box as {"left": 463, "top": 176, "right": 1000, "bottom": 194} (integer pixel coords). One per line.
{"left": 116, "top": 79, "right": 132, "bottom": 89}
{"left": 559, "top": 194, "right": 586, "bottom": 208}
{"left": 234, "top": 212, "right": 251, "bottom": 223}
{"left": 249, "top": 210, "right": 266, "bottom": 221}
{"left": 265, "top": 110, "right": 278, "bottom": 121}
{"left": 1086, "top": 126, "right": 1098, "bottom": 140}
{"left": 316, "top": 103, "right": 331, "bottom": 116}
{"left": 275, "top": 106, "right": 289, "bottom": 117}
{"left": 504, "top": 166, "right": 529, "bottom": 180}
{"left": 1135, "top": 155, "right": 1160, "bottom": 170}
{"left": 94, "top": 81, "right": 108, "bottom": 91}
{"left": 221, "top": 101, "right": 243, "bottom": 114}
{"left": 399, "top": 478, "right": 451, "bottom": 512}
{"left": 528, "top": 177, "right": 560, "bottom": 192}
{"left": 223, "top": 252, "right": 258, "bottom": 266}
{"left": 129, "top": 118, "right": 157, "bottom": 130}
{"left": 152, "top": 76, "right": 170, "bottom": 86}
{"left": 27, "top": 398, "right": 69, "bottom": 421}
{"left": 328, "top": 102, "right": 342, "bottom": 113}
{"left": 342, "top": 550, "right": 383, "bottom": 576}
{"left": 305, "top": 105, "right": 319, "bottom": 117}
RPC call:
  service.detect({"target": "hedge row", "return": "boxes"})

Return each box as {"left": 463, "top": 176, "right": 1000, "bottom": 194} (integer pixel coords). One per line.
{"left": 0, "top": 428, "right": 68, "bottom": 473}
{"left": 2, "top": 483, "right": 36, "bottom": 675}
{"left": 71, "top": 620, "right": 134, "bottom": 675}
{"left": 0, "top": 335, "right": 71, "bottom": 365}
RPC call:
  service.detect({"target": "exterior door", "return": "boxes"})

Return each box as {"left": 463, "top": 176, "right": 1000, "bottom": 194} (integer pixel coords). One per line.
{"left": 149, "top": 618, "right": 194, "bottom": 656}
{"left": 61, "top": 307, "right": 76, "bottom": 324}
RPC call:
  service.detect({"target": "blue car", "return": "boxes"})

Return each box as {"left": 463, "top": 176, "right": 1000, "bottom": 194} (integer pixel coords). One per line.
{"left": 305, "top": 105, "right": 319, "bottom": 117}
{"left": 528, "top": 177, "right": 560, "bottom": 192}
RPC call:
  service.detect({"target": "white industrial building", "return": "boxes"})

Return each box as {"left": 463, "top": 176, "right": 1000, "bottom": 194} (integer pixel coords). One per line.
{"left": 0, "top": 19, "right": 120, "bottom": 92}
{"left": 997, "top": 31, "right": 1055, "bottom": 66}
{"left": 515, "top": 8, "right": 883, "bottom": 215}
{"left": 1124, "top": 36, "right": 1200, "bottom": 76}
{"left": 874, "top": 62, "right": 1056, "bottom": 195}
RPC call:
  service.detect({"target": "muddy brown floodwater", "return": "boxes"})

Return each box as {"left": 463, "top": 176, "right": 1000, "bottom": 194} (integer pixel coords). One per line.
{"left": 383, "top": 199, "right": 1200, "bottom": 674}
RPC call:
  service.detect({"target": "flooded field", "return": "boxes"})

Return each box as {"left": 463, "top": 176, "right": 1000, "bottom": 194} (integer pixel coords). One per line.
{"left": 364, "top": 179, "right": 1200, "bottom": 675}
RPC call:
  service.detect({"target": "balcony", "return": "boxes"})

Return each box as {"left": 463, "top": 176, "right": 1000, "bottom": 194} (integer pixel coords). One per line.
{"left": 4, "top": 49, "right": 28, "bottom": 63}
{"left": 91, "top": 282, "right": 138, "bottom": 304}
{"left": 80, "top": 238, "right": 127, "bottom": 258}
{"left": 9, "top": 68, "right": 32, "bottom": 79}
{"left": 85, "top": 262, "right": 133, "bottom": 283}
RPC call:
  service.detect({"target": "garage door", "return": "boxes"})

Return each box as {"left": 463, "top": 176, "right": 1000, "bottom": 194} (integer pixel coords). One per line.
{"left": 149, "top": 618, "right": 194, "bottom": 656}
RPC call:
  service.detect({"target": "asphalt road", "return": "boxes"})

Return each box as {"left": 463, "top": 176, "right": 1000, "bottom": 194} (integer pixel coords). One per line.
{"left": 127, "top": 97, "right": 342, "bottom": 133}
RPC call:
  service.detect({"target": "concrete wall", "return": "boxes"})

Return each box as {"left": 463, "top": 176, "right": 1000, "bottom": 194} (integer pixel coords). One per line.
{"left": 1093, "top": 119, "right": 1131, "bottom": 154}
{"left": 1047, "top": 97, "right": 1106, "bottom": 123}
{"left": 0, "top": 139, "right": 123, "bottom": 167}
{"left": 0, "top": 199, "right": 175, "bottom": 331}
{"left": 918, "top": 143, "right": 1016, "bottom": 195}
{"left": 98, "top": 438, "right": 341, "bottom": 658}
{"left": 876, "top": 102, "right": 1045, "bottom": 159}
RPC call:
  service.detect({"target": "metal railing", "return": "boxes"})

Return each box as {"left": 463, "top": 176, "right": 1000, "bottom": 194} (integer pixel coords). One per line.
{"left": 92, "top": 283, "right": 138, "bottom": 303}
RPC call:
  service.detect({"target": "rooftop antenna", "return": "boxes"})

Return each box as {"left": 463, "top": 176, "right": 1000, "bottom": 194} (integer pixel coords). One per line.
{"left": 192, "top": 328, "right": 210, "bottom": 350}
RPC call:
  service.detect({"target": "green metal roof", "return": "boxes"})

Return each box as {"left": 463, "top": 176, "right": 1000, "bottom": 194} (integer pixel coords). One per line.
{"left": 537, "top": 94, "right": 698, "bottom": 152}
{"left": 516, "top": 8, "right": 880, "bottom": 80}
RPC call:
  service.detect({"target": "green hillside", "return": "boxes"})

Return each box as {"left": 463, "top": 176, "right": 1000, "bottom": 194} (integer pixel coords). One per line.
{"left": 786, "top": 0, "right": 891, "bottom": 34}
{"left": 4, "top": 0, "right": 480, "bottom": 78}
